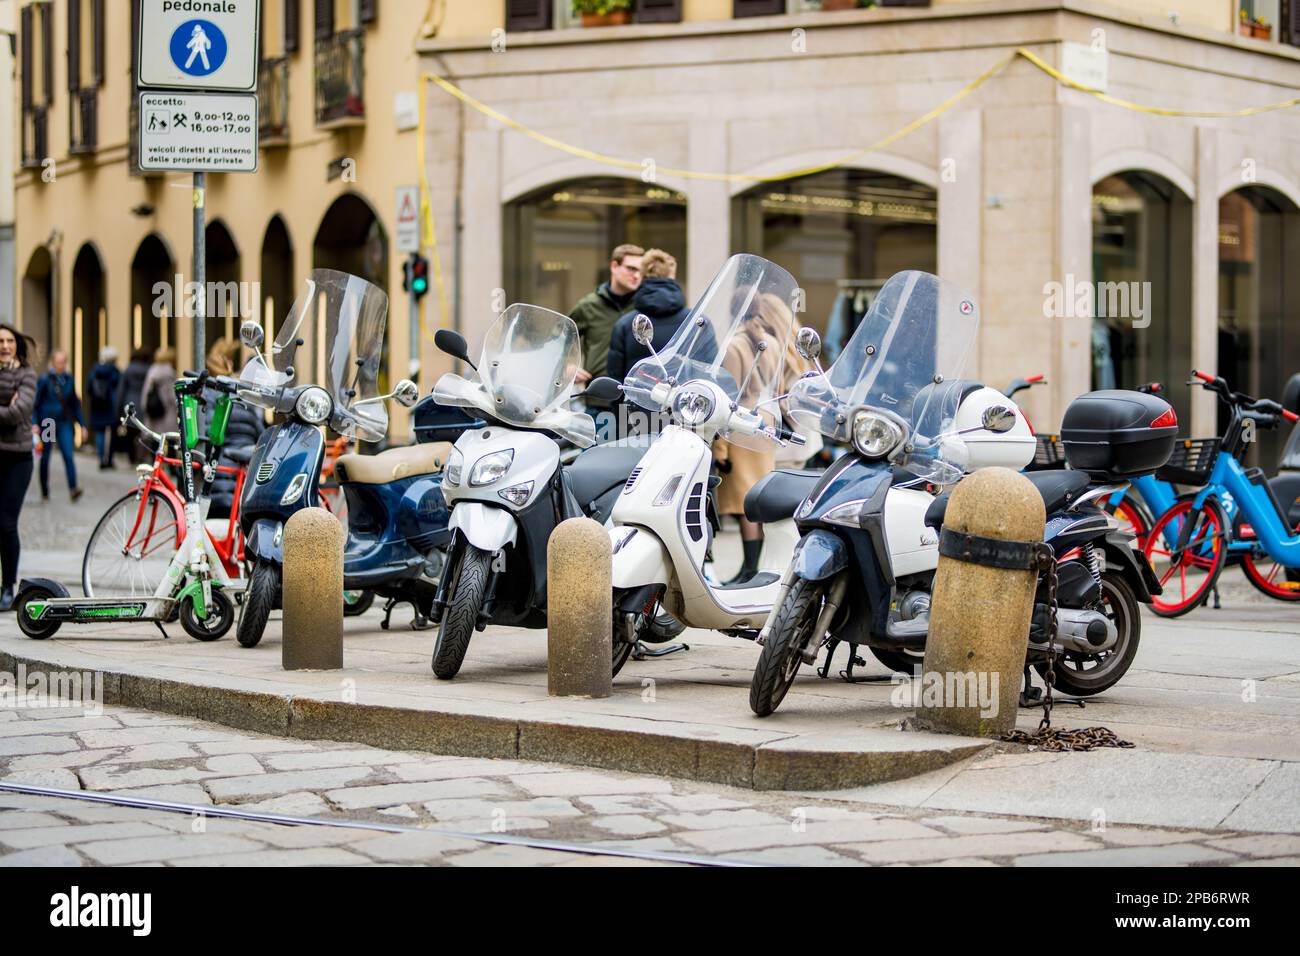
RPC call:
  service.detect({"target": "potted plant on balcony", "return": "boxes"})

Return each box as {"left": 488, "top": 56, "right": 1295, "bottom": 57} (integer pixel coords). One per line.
{"left": 1252, "top": 16, "right": 1273, "bottom": 39}
{"left": 822, "top": 0, "right": 878, "bottom": 10}
{"left": 572, "top": 0, "right": 633, "bottom": 27}
{"left": 1238, "top": 7, "right": 1252, "bottom": 36}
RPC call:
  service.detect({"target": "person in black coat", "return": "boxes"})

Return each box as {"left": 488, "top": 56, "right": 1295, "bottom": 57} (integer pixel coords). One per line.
{"left": 87, "top": 346, "right": 123, "bottom": 469}
{"left": 118, "top": 348, "right": 153, "bottom": 464}
{"left": 606, "top": 249, "right": 692, "bottom": 385}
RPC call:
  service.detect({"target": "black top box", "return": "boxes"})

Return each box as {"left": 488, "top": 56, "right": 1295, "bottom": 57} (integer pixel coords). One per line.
{"left": 1060, "top": 389, "right": 1178, "bottom": 480}
{"left": 412, "top": 395, "right": 483, "bottom": 445}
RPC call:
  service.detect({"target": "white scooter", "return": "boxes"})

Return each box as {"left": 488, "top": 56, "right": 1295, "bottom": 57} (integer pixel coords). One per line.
{"left": 584, "top": 255, "right": 810, "bottom": 672}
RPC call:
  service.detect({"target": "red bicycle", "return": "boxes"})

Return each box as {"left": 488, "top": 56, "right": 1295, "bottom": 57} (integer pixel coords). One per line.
{"left": 81, "top": 409, "right": 247, "bottom": 597}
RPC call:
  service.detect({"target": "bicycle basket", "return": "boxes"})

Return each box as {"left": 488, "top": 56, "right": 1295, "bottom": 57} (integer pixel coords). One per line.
{"left": 1026, "top": 433, "right": 1067, "bottom": 471}
{"left": 1155, "top": 437, "right": 1220, "bottom": 486}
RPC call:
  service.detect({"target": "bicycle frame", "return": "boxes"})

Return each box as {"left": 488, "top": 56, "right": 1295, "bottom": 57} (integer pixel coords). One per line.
{"left": 1194, "top": 454, "right": 1300, "bottom": 566}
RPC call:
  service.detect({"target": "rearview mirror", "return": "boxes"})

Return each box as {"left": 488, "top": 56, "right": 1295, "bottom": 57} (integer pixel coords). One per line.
{"left": 795, "top": 327, "right": 822, "bottom": 362}
{"left": 393, "top": 379, "right": 420, "bottom": 408}
{"left": 239, "top": 320, "right": 265, "bottom": 351}
{"left": 434, "top": 329, "right": 471, "bottom": 365}
{"left": 981, "top": 405, "right": 1018, "bottom": 433}
{"left": 585, "top": 376, "right": 623, "bottom": 403}
{"left": 632, "top": 314, "right": 654, "bottom": 347}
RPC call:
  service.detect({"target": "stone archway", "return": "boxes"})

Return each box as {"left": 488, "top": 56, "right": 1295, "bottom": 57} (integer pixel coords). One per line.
{"left": 131, "top": 233, "right": 175, "bottom": 357}
{"left": 71, "top": 242, "right": 106, "bottom": 396}
{"left": 21, "top": 246, "right": 55, "bottom": 364}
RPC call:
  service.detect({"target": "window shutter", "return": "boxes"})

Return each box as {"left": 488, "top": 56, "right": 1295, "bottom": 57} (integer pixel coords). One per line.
{"left": 93, "top": 0, "right": 105, "bottom": 84}
{"left": 20, "top": 4, "right": 33, "bottom": 110}
{"left": 1288, "top": 0, "right": 1300, "bottom": 46}
{"left": 130, "top": 0, "right": 140, "bottom": 86}
{"left": 68, "top": 0, "right": 81, "bottom": 92}
{"left": 359, "top": 0, "right": 377, "bottom": 25}
{"left": 505, "top": 0, "right": 552, "bottom": 32}
{"left": 314, "top": 0, "right": 333, "bottom": 39}
{"left": 41, "top": 2, "right": 54, "bottom": 105}
{"left": 636, "top": 0, "right": 682, "bottom": 23}
{"left": 285, "top": 0, "right": 300, "bottom": 52}
{"left": 732, "top": 0, "right": 786, "bottom": 18}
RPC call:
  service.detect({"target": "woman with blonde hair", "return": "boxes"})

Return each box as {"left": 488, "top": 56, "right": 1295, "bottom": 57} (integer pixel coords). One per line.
{"left": 204, "top": 338, "right": 264, "bottom": 518}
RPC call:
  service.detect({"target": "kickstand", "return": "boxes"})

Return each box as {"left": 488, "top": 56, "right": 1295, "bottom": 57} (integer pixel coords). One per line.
{"left": 1019, "top": 666, "right": 1086, "bottom": 709}
{"left": 838, "top": 644, "right": 876, "bottom": 683}
{"left": 633, "top": 641, "right": 689, "bottom": 660}
{"left": 817, "top": 639, "right": 839, "bottom": 679}
{"left": 154, "top": 621, "right": 170, "bottom": 640}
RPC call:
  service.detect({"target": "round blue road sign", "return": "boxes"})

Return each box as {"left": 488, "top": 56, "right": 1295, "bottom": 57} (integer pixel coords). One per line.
{"left": 169, "top": 19, "right": 227, "bottom": 77}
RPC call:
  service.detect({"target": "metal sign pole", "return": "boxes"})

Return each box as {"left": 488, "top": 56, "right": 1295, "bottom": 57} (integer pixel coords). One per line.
{"left": 193, "top": 171, "right": 206, "bottom": 371}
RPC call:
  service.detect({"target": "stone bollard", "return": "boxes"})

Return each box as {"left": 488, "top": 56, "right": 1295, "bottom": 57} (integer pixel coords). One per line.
{"left": 547, "top": 517, "right": 613, "bottom": 698}
{"left": 916, "top": 467, "right": 1046, "bottom": 737}
{"left": 282, "top": 507, "right": 344, "bottom": 671}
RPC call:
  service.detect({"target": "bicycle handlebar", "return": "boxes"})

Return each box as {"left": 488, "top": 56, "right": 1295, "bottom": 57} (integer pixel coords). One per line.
{"left": 1189, "top": 368, "right": 1300, "bottom": 425}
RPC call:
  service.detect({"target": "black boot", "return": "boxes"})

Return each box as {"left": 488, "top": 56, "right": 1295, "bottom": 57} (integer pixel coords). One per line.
{"left": 0, "top": 586, "right": 14, "bottom": 612}
{"left": 724, "top": 539, "right": 763, "bottom": 586}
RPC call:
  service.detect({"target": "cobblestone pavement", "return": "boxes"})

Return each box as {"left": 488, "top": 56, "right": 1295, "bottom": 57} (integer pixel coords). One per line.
{"left": 3, "top": 699, "right": 1296, "bottom": 867}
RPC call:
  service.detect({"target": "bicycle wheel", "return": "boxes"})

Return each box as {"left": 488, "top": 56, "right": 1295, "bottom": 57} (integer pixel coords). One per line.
{"left": 82, "top": 489, "right": 183, "bottom": 598}
{"left": 1241, "top": 546, "right": 1300, "bottom": 601}
{"left": 1143, "top": 498, "right": 1228, "bottom": 617}
{"left": 1108, "top": 497, "right": 1151, "bottom": 552}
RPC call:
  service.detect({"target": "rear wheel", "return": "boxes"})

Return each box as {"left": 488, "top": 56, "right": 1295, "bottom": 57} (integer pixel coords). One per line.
{"left": 1241, "top": 549, "right": 1300, "bottom": 601}
{"left": 1033, "top": 571, "right": 1140, "bottom": 696}
{"left": 343, "top": 589, "right": 375, "bottom": 617}
{"left": 82, "top": 489, "right": 182, "bottom": 597}
{"left": 1143, "top": 498, "right": 1228, "bottom": 617}
{"left": 237, "top": 561, "right": 279, "bottom": 648}
{"left": 750, "top": 577, "right": 823, "bottom": 717}
{"left": 180, "top": 587, "right": 235, "bottom": 642}
{"left": 1108, "top": 497, "right": 1151, "bottom": 552}
{"left": 870, "top": 647, "right": 924, "bottom": 675}
{"left": 432, "top": 545, "right": 492, "bottom": 680}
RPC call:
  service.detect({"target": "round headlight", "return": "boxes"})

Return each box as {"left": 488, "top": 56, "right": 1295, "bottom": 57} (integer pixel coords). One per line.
{"left": 672, "top": 388, "right": 714, "bottom": 427}
{"left": 852, "top": 411, "right": 904, "bottom": 458}
{"left": 295, "top": 387, "right": 333, "bottom": 425}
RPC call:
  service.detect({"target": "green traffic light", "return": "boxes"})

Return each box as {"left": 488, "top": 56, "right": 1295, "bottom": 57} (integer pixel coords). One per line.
{"left": 412, "top": 277, "right": 428, "bottom": 294}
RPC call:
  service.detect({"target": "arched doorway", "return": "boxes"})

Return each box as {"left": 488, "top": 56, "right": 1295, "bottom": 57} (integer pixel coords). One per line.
{"left": 205, "top": 220, "right": 241, "bottom": 350}
{"left": 71, "top": 243, "right": 106, "bottom": 396}
{"left": 22, "top": 246, "right": 55, "bottom": 364}
{"left": 131, "top": 234, "right": 174, "bottom": 357}
{"left": 314, "top": 194, "right": 388, "bottom": 393}
{"left": 260, "top": 215, "right": 294, "bottom": 345}
{"left": 504, "top": 177, "right": 688, "bottom": 314}
{"left": 731, "top": 168, "right": 937, "bottom": 362}
{"left": 1219, "top": 185, "right": 1300, "bottom": 467}
{"left": 1091, "top": 172, "right": 1194, "bottom": 428}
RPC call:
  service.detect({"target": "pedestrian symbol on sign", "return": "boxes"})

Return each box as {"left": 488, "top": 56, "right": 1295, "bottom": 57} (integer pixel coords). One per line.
{"left": 169, "top": 19, "right": 227, "bottom": 77}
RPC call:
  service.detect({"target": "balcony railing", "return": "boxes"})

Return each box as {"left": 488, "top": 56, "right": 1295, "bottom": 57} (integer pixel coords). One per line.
{"left": 315, "top": 28, "right": 365, "bottom": 128}
{"left": 69, "top": 89, "right": 98, "bottom": 155}
{"left": 259, "top": 57, "right": 290, "bottom": 145}
{"left": 20, "top": 106, "right": 49, "bottom": 169}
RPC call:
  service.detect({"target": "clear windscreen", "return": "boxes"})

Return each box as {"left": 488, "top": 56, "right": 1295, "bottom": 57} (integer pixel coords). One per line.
{"left": 320, "top": 271, "right": 388, "bottom": 442}
{"left": 237, "top": 275, "right": 316, "bottom": 399}
{"left": 432, "top": 303, "right": 596, "bottom": 447}
{"left": 787, "top": 270, "right": 980, "bottom": 481}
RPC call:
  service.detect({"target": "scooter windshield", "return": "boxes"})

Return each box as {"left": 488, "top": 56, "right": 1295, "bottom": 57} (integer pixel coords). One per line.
{"left": 432, "top": 304, "right": 596, "bottom": 447}
{"left": 787, "top": 270, "right": 979, "bottom": 482}
{"left": 623, "top": 254, "right": 800, "bottom": 448}
{"left": 237, "top": 270, "right": 389, "bottom": 442}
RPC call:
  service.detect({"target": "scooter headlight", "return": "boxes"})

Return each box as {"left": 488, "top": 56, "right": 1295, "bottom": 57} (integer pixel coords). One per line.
{"left": 445, "top": 448, "right": 463, "bottom": 486}
{"left": 280, "top": 472, "right": 309, "bottom": 506}
{"left": 295, "top": 387, "right": 333, "bottom": 425}
{"left": 852, "top": 410, "right": 904, "bottom": 458}
{"left": 671, "top": 388, "right": 714, "bottom": 427}
{"left": 470, "top": 448, "right": 515, "bottom": 487}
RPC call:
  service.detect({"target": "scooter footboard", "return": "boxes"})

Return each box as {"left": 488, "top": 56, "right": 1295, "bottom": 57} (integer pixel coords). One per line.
{"left": 609, "top": 527, "right": 671, "bottom": 589}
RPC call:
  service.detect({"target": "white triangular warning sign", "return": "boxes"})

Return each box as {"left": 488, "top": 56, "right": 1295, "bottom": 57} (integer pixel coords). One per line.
{"left": 398, "top": 193, "right": 417, "bottom": 222}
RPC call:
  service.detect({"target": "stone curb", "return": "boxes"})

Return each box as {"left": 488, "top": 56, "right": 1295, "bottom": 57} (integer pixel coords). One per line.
{"left": 0, "top": 648, "right": 989, "bottom": 791}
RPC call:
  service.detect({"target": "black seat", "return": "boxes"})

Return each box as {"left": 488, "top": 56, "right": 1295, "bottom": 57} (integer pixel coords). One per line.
{"left": 567, "top": 441, "right": 648, "bottom": 509}
{"left": 744, "top": 469, "right": 821, "bottom": 523}
{"left": 924, "top": 469, "right": 1092, "bottom": 530}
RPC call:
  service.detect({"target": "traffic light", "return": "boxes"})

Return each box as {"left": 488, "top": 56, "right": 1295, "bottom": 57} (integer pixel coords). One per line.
{"left": 404, "top": 252, "right": 429, "bottom": 300}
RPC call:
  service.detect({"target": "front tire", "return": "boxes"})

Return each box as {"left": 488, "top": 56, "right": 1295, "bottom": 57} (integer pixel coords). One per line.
{"left": 181, "top": 588, "right": 235, "bottom": 642}
{"left": 432, "top": 545, "right": 492, "bottom": 680}
{"left": 16, "top": 585, "right": 63, "bottom": 639}
{"left": 1143, "top": 497, "right": 1228, "bottom": 618}
{"left": 750, "top": 577, "right": 823, "bottom": 717}
{"left": 237, "top": 561, "right": 279, "bottom": 648}
{"left": 1033, "top": 571, "right": 1140, "bottom": 696}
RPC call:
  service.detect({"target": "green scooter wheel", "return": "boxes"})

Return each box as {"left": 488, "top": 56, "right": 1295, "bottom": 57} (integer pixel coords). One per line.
{"left": 16, "top": 585, "right": 63, "bottom": 640}
{"left": 180, "top": 587, "right": 235, "bottom": 642}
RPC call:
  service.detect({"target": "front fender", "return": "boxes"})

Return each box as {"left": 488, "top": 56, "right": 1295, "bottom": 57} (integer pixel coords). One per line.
{"left": 245, "top": 518, "right": 284, "bottom": 566}
{"left": 1103, "top": 531, "right": 1161, "bottom": 602}
{"left": 791, "top": 529, "right": 849, "bottom": 582}
{"left": 609, "top": 526, "right": 671, "bottom": 589}
{"left": 448, "top": 502, "right": 519, "bottom": 552}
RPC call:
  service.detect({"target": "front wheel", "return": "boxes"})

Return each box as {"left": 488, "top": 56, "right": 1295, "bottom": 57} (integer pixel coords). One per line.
{"left": 16, "top": 585, "right": 64, "bottom": 639}
{"left": 180, "top": 587, "right": 235, "bottom": 642}
{"left": 237, "top": 561, "right": 279, "bottom": 648}
{"left": 749, "top": 577, "right": 824, "bottom": 717}
{"left": 1143, "top": 497, "right": 1228, "bottom": 617}
{"left": 432, "top": 545, "right": 492, "bottom": 680}
{"left": 1033, "top": 571, "right": 1140, "bottom": 696}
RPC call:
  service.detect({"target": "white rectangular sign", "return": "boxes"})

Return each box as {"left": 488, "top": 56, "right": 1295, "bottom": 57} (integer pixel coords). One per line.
{"left": 138, "top": 0, "right": 260, "bottom": 92}
{"left": 138, "top": 92, "right": 259, "bottom": 172}
{"left": 1061, "top": 41, "right": 1108, "bottom": 93}
{"left": 395, "top": 186, "right": 420, "bottom": 253}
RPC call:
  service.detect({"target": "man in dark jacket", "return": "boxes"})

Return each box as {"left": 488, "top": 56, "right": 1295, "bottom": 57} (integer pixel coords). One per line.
{"left": 32, "top": 350, "right": 86, "bottom": 501}
{"left": 569, "top": 243, "right": 643, "bottom": 385}
{"left": 87, "top": 346, "right": 123, "bottom": 469}
{"left": 606, "top": 249, "right": 690, "bottom": 385}
{"left": 118, "top": 348, "right": 152, "bottom": 464}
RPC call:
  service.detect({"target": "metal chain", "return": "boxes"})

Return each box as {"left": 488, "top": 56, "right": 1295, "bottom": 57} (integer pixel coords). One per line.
{"left": 1000, "top": 545, "right": 1134, "bottom": 753}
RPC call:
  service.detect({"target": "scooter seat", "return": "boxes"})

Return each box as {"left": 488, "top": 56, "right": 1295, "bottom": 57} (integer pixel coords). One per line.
{"left": 744, "top": 469, "right": 821, "bottom": 523}
{"left": 336, "top": 442, "right": 453, "bottom": 485}
{"left": 924, "top": 469, "right": 1092, "bottom": 530}
{"left": 568, "top": 441, "right": 647, "bottom": 509}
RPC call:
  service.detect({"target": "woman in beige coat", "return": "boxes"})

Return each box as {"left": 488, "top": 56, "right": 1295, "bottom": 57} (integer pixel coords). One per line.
{"left": 713, "top": 294, "right": 811, "bottom": 584}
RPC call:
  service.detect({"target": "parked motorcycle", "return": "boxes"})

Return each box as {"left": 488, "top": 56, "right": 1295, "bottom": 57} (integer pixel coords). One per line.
{"left": 233, "top": 269, "right": 424, "bottom": 647}
{"left": 748, "top": 270, "right": 1169, "bottom": 715}
{"left": 427, "top": 305, "right": 647, "bottom": 679}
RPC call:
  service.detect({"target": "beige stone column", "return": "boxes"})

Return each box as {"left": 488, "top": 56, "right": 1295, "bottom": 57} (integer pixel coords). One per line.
{"left": 1055, "top": 104, "right": 1093, "bottom": 427}
{"left": 938, "top": 108, "right": 983, "bottom": 382}
{"left": 1191, "top": 125, "right": 1220, "bottom": 437}
{"left": 685, "top": 122, "right": 729, "bottom": 305}
{"left": 460, "top": 126, "right": 503, "bottom": 352}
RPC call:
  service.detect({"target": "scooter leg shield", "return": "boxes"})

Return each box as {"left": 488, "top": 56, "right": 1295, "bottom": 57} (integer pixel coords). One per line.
{"left": 609, "top": 527, "right": 671, "bottom": 589}
{"left": 791, "top": 530, "right": 849, "bottom": 582}
{"left": 448, "top": 502, "right": 519, "bottom": 553}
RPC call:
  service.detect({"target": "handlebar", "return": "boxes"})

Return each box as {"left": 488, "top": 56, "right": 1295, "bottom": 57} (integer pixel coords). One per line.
{"left": 1188, "top": 368, "right": 1300, "bottom": 426}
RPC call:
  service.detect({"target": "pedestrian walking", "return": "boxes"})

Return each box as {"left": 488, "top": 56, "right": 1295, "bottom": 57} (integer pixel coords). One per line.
{"left": 204, "top": 338, "right": 263, "bottom": 518}
{"left": 569, "top": 243, "right": 643, "bottom": 388}
{"left": 32, "top": 350, "right": 86, "bottom": 502}
{"left": 118, "top": 347, "right": 153, "bottom": 463}
{"left": 140, "top": 347, "right": 178, "bottom": 437}
{"left": 87, "top": 346, "right": 123, "bottom": 470}
{"left": 0, "top": 324, "right": 38, "bottom": 610}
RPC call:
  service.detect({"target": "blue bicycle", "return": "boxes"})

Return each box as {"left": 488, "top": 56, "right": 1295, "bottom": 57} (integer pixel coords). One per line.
{"left": 1140, "top": 370, "right": 1300, "bottom": 616}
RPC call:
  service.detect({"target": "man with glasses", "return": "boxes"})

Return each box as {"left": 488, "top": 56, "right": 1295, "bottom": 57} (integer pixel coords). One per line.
{"left": 569, "top": 243, "right": 643, "bottom": 388}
